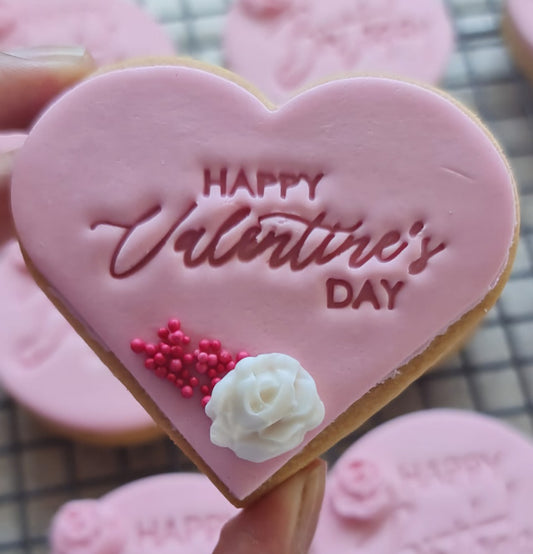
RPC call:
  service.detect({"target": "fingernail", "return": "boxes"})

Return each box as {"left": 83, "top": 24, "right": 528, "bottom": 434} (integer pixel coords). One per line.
{"left": 292, "top": 459, "right": 327, "bottom": 554}
{"left": 6, "top": 46, "right": 92, "bottom": 66}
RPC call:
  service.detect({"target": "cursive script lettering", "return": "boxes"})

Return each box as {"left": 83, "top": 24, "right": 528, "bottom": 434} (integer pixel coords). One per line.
{"left": 93, "top": 204, "right": 446, "bottom": 281}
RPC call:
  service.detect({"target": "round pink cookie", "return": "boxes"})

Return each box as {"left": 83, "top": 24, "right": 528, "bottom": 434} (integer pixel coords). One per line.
{"left": 312, "top": 410, "right": 533, "bottom": 553}
{"left": 225, "top": 0, "right": 454, "bottom": 103}
{"left": 0, "top": 240, "right": 159, "bottom": 443}
{"left": 0, "top": 0, "right": 175, "bottom": 66}
{"left": 50, "top": 473, "right": 238, "bottom": 554}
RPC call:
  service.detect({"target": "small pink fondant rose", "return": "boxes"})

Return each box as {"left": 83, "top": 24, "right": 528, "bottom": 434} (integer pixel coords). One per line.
{"left": 50, "top": 500, "right": 126, "bottom": 554}
{"left": 240, "top": 0, "right": 292, "bottom": 17}
{"left": 331, "top": 458, "right": 394, "bottom": 521}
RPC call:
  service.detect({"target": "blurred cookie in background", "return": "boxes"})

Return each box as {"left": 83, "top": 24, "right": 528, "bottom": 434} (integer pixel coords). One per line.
{"left": 50, "top": 473, "right": 238, "bottom": 554}
{"left": 225, "top": 0, "right": 454, "bottom": 104}
{"left": 0, "top": 0, "right": 175, "bottom": 65}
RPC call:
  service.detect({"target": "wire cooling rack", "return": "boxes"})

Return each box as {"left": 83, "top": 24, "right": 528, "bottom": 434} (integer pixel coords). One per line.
{"left": 2, "top": 0, "right": 533, "bottom": 551}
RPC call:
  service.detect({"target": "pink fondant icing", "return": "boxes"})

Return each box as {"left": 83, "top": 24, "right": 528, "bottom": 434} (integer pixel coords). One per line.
{"left": 0, "top": 240, "right": 156, "bottom": 438}
{"left": 312, "top": 410, "right": 533, "bottom": 553}
{"left": 50, "top": 473, "right": 238, "bottom": 554}
{"left": 0, "top": 0, "right": 175, "bottom": 66}
{"left": 225, "top": 0, "right": 454, "bottom": 103}
{"left": 11, "top": 66, "right": 516, "bottom": 499}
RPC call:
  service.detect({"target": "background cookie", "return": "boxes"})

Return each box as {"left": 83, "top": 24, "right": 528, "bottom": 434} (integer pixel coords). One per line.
{"left": 10, "top": 63, "right": 517, "bottom": 506}
{"left": 50, "top": 473, "right": 238, "bottom": 553}
{"left": 0, "top": 240, "right": 161, "bottom": 445}
{"left": 225, "top": 0, "right": 454, "bottom": 103}
{"left": 0, "top": 0, "right": 175, "bottom": 65}
{"left": 312, "top": 410, "right": 533, "bottom": 553}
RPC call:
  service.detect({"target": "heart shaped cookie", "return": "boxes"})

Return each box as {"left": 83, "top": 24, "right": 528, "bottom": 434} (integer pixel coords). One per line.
{"left": 11, "top": 62, "right": 517, "bottom": 505}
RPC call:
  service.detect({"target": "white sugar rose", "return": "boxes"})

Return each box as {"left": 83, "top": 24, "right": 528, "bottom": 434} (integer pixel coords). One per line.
{"left": 205, "top": 353, "right": 325, "bottom": 462}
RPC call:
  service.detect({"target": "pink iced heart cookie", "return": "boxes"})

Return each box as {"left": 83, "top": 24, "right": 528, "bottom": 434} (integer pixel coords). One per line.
{"left": 225, "top": 0, "right": 454, "bottom": 103}
{"left": 11, "top": 63, "right": 517, "bottom": 505}
{"left": 50, "top": 473, "right": 238, "bottom": 554}
{"left": 312, "top": 410, "right": 533, "bottom": 553}
{"left": 0, "top": 0, "right": 175, "bottom": 66}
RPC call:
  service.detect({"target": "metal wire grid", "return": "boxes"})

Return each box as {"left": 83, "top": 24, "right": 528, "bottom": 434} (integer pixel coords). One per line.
{"left": 1, "top": 0, "right": 533, "bottom": 551}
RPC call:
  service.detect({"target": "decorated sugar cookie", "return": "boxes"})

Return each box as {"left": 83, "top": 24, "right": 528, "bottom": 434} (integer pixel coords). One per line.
{"left": 312, "top": 410, "right": 533, "bottom": 553}
{"left": 225, "top": 0, "right": 454, "bottom": 103}
{"left": 11, "top": 61, "right": 517, "bottom": 505}
{"left": 50, "top": 473, "right": 238, "bottom": 554}
{"left": 0, "top": 0, "right": 175, "bottom": 65}
{"left": 0, "top": 241, "right": 160, "bottom": 445}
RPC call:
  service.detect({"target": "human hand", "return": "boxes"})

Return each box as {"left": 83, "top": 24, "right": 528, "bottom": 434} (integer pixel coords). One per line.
{"left": 0, "top": 47, "right": 95, "bottom": 191}
{"left": 213, "top": 459, "right": 326, "bottom": 554}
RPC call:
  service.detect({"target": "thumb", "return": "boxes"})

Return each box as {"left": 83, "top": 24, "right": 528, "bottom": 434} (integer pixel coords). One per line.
{"left": 0, "top": 47, "right": 95, "bottom": 129}
{"left": 213, "top": 459, "right": 326, "bottom": 554}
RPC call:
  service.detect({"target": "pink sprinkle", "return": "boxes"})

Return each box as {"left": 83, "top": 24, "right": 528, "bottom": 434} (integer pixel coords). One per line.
{"left": 181, "top": 386, "right": 193, "bottom": 399}
{"left": 219, "top": 350, "right": 232, "bottom": 364}
{"left": 211, "top": 377, "right": 221, "bottom": 387}
{"left": 130, "top": 338, "right": 146, "bottom": 354}
{"left": 207, "top": 354, "right": 218, "bottom": 367}
{"left": 168, "top": 319, "right": 181, "bottom": 332}
{"left": 201, "top": 396, "right": 211, "bottom": 409}
{"left": 154, "top": 353, "right": 166, "bottom": 366}
{"left": 158, "top": 328, "right": 169, "bottom": 340}
{"left": 226, "top": 361, "right": 236, "bottom": 371}
{"left": 169, "top": 331, "right": 184, "bottom": 345}
{"left": 200, "top": 385, "right": 210, "bottom": 395}
{"left": 176, "top": 379, "right": 184, "bottom": 388}
{"left": 196, "top": 362, "right": 208, "bottom": 374}
{"left": 207, "top": 369, "right": 217, "bottom": 379}
{"left": 199, "top": 339, "right": 210, "bottom": 352}
{"left": 169, "top": 359, "right": 182, "bottom": 373}
{"left": 217, "top": 363, "right": 227, "bottom": 374}
{"left": 159, "top": 343, "right": 171, "bottom": 355}
{"left": 144, "top": 358, "right": 155, "bottom": 370}
{"left": 145, "top": 343, "right": 157, "bottom": 357}
{"left": 210, "top": 340, "right": 221, "bottom": 352}
{"left": 197, "top": 352, "right": 208, "bottom": 363}
{"left": 183, "top": 335, "right": 191, "bottom": 345}
{"left": 180, "top": 369, "right": 190, "bottom": 379}
{"left": 170, "top": 346, "right": 183, "bottom": 358}
{"left": 167, "top": 374, "right": 177, "bottom": 383}
{"left": 155, "top": 367, "right": 168, "bottom": 379}
{"left": 236, "top": 351, "right": 249, "bottom": 362}
{"left": 189, "top": 377, "right": 199, "bottom": 387}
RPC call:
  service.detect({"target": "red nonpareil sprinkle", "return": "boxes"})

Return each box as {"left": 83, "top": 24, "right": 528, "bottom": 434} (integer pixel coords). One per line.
{"left": 130, "top": 338, "right": 146, "bottom": 353}
{"left": 130, "top": 319, "right": 249, "bottom": 408}
{"left": 168, "top": 319, "right": 181, "bottom": 332}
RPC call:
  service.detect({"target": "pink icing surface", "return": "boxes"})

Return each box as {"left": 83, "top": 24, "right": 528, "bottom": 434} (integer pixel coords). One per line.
{"left": 507, "top": 0, "right": 533, "bottom": 51}
{"left": 11, "top": 66, "right": 516, "bottom": 499}
{"left": 225, "top": 0, "right": 454, "bottom": 103}
{"left": 0, "top": 0, "right": 175, "bottom": 65}
{"left": 50, "top": 473, "right": 237, "bottom": 553}
{"left": 0, "top": 240, "right": 156, "bottom": 437}
{"left": 312, "top": 410, "right": 533, "bottom": 553}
